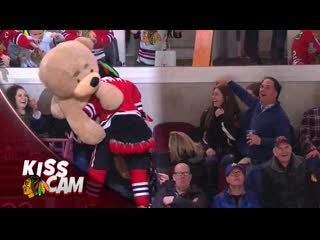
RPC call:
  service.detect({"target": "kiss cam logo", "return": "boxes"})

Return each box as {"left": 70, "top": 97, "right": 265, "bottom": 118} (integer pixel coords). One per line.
{"left": 22, "top": 158, "right": 84, "bottom": 198}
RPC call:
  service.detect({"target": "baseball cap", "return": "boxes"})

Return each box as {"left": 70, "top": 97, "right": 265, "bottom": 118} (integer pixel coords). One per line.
{"left": 225, "top": 163, "right": 245, "bottom": 177}
{"left": 274, "top": 136, "right": 290, "bottom": 147}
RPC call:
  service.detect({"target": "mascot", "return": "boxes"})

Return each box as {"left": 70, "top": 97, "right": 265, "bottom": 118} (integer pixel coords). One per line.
{"left": 39, "top": 37, "right": 154, "bottom": 208}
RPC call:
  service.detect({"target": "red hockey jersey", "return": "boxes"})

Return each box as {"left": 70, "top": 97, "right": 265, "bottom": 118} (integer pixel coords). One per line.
{"left": 291, "top": 30, "right": 320, "bottom": 65}
{"left": 83, "top": 77, "right": 144, "bottom": 129}
{"left": 0, "top": 30, "right": 33, "bottom": 57}
{"left": 61, "top": 30, "right": 115, "bottom": 61}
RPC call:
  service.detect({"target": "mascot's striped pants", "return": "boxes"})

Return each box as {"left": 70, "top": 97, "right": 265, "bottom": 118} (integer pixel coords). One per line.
{"left": 85, "top": 113, "right": 155, "bottom": 207}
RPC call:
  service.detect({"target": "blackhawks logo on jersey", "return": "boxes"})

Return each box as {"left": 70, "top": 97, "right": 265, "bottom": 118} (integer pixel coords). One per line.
{"left": 142, "top": 30, "right": 161, "bottom": 46}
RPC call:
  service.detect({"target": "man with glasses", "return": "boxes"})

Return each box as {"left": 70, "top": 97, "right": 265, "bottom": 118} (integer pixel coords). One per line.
{"left": 151, "top": 163, "right": 207, "bottom": 208}
{"left": 212, "top": 163, "right": 261, "bottom": 208}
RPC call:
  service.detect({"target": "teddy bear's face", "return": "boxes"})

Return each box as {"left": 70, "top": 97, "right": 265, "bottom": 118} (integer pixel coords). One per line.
{"left": 39, "top": 41, "right": 99, "bottom": 100}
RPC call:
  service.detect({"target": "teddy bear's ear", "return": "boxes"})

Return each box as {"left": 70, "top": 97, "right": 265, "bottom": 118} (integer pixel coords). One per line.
{"left": 75, "top": 37, "right": 94, "bottom": 50}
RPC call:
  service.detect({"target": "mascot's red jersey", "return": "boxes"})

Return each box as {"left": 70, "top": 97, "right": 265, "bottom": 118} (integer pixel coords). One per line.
{"left": 83, "top": 77, "right": 146, "bottom": 129}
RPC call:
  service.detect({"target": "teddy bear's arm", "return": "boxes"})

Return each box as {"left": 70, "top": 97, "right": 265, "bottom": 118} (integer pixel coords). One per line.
{"left": 59, "top": 98, "right": 106, "bottom": 145}
{"left": 50, "top": 96, "right": 65, "bottom": 119}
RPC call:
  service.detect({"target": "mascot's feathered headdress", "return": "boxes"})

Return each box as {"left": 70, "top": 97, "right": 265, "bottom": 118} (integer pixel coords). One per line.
{"left": 98, "top": 61, "right": 119, "bottom": 78}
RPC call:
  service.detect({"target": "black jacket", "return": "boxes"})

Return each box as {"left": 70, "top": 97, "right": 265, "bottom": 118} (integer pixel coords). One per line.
{"left": 200, "top": 110, "right": 239, "bottom": 156}
{"left": 152, "top": 181, "right": 207, "bottom": 208}
{"left": 261, "top": 154, "right": 308, "bottom": 208}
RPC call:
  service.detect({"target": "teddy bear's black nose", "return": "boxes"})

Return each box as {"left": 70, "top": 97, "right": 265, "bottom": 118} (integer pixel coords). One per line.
{"left": 90, "top": 77, "right": 99, "bottom": 87}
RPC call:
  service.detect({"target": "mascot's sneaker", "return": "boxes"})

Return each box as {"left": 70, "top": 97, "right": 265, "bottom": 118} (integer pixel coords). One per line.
{"left": 311, "top": 173, "right": 318, "bottom": 183}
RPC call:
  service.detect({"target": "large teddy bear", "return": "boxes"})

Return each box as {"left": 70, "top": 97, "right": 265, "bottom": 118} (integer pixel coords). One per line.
{"left": 39, "top": 37, "right": 154, "bottom": 208}
{"left": 38, "top": 37, "right": 123, "bottom": 145}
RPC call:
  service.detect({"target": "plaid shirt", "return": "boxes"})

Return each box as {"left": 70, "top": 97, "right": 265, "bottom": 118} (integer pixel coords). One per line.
{"left": 300, "top": 107, "right": 320, "bottom": 154}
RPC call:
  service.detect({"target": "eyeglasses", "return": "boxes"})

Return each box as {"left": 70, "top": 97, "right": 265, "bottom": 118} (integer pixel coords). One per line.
{"left": 229, "top": 170, "right": 243, "bottom": 177}
{"left": 174, "top": 172, "right": 191, "bottom": 177}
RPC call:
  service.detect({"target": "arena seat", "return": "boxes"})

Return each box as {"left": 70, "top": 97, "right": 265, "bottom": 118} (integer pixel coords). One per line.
{"left": 153, "top": 122, "right": 196, "bottom": 153}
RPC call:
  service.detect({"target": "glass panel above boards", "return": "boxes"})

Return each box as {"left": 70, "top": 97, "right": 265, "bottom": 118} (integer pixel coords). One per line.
{"left": 5, "top": 30, "right": 320, "bottom": 68}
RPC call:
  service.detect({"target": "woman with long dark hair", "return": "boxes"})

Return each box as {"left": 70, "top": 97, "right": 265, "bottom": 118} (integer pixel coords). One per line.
{"left": 5, "top": 84, "right": 48, "bottom": 134}
{"left": 200, "top": 84, "right": 241, "bottom": 167}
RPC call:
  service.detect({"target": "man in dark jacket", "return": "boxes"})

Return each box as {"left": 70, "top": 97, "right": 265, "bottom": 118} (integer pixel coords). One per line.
{"left": 261, "top": 136, "right": 308, "bottom": 208}
{"left": 151, "top": 163, "right": 207, "bottom": 208}
{"left": 216, "top": 76, "right": 291, "bottom": 165}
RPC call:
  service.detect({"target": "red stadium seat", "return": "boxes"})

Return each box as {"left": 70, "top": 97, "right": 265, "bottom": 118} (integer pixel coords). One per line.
{"left": 153, "top": 122, "right": 196, "bottom": 153}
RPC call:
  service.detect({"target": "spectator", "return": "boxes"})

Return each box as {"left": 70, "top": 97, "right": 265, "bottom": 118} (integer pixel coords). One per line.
{"left": 154, "top": 131, "right": 212, "bottom": 197}
{"left": 299, "top": 106, "right": 320, "bottom": 206}
{"left": 270, "top": 30, "right": 288, "bottom": 65}
{"left": 216, "top": 76, "right": 291, "bottom": 165}
{"left": 300, "top": 106, "right": 320, "bottom": 181}
{"left": 5, "top": 84, "right": 48, "bottom": 135}
{"left": 152, "top": 163, "right": 207, "bottom": 208}
{"left": 246, "top": 82, "right": 260, "bottom": 98}
{"left": 0, "top": 30, "right": 39, "bottom": 67}
{"left": 244, "top": 30, "right": 261, "bottom": 65}
{"left": 21, "top": 30, "right": 65, "bottom": 67}
{"left": 130, "top": 30, "right": 182, "bottom": 66}
{"left": 200, "top": 84, "right": 240, "bottom": 167}
{"left": 291, "top": 30, "right": 320, "bottom": 65}
{"left": 244, "top": 30, "right": 287, "bottom": 65}
{"left": 212, "top": 163, "right": 261, "bottom": 208}
{"left": 62, "top": 30, "right": 115, "bottom": 64}
{"left": 261, "top": 136, "right": 308, "bottom": 208}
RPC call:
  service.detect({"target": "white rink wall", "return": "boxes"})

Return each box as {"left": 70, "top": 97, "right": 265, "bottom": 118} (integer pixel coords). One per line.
{"left": 1, "top": 65, "right": 320, "bottom": 132}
